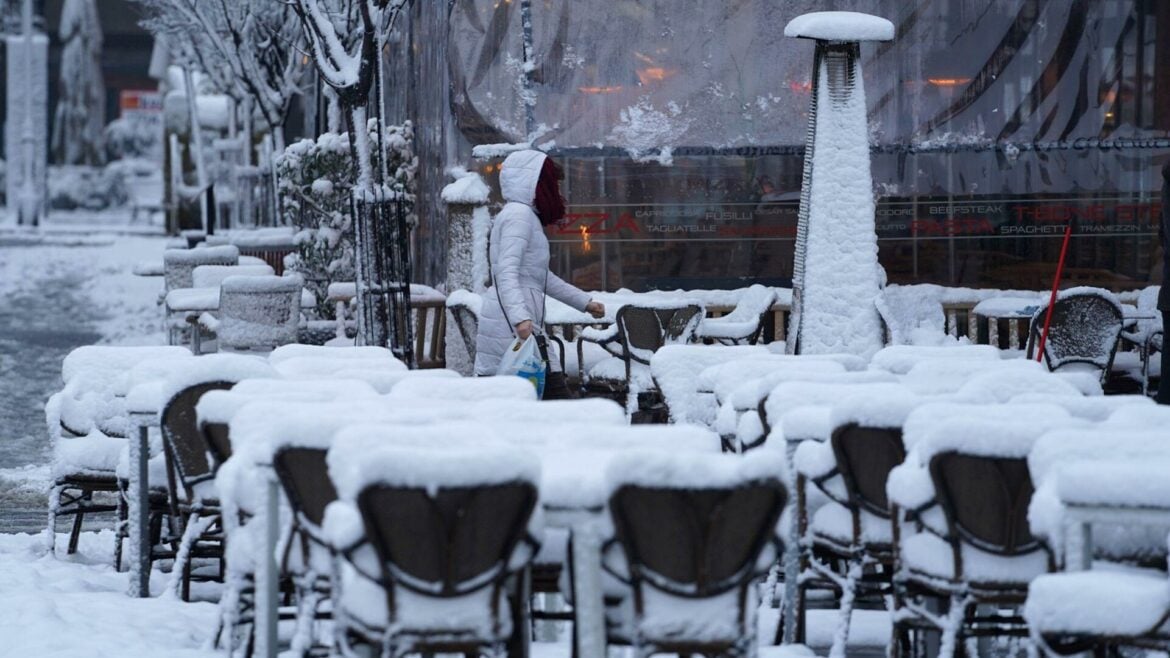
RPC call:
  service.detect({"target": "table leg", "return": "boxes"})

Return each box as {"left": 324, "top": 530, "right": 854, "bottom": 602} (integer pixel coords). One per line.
{"left": 782, "top": 440, "right": 800, "bottom": 644}
{"left": 571, "top": 521, "right": 606, "bottom": 657}
{"left": 128, "top": 424, "right": 151, "bottom": 598}
{"left": 256, "top": 476, "right": 280, "bottom": 658}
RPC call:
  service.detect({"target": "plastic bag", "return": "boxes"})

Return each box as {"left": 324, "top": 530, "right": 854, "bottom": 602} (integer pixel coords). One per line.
{"left": 496, "top": 335, "right": 547, "bottom": 397}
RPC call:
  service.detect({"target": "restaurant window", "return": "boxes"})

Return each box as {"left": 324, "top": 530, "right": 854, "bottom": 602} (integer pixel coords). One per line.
{"left": 449, "top": 0, "right": 1170, "bottom": 293}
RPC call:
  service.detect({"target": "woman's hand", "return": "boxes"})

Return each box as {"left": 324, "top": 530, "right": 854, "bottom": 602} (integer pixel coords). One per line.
{"left": 586, "top": 301, "right": 606, "bottom": 318}
{"left": 515, "top": 320, "right": 534, "bottom": 339}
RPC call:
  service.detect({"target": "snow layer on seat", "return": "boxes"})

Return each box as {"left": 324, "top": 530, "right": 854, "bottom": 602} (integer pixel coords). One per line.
{"left": 469, "top": 397, "right": 626, "bottom": 426}
{"left": 1057, "top": 459, "right": 1170, "bottom": 509}
{"left": 587, "top": 357, "right": 653, "bottom": 389}
{"left": 901, "top": 532, "right": 1049, "bottom": 584}
{"left": 61, "top": 346, "right": 191, "bottom": 385}
{"left": 812, "top": 501, "right": 893, "bottom": 545}
{"left": 765, "top": 381, "right": 913, "bottom": 432}
{"left": 387, "top": 375, "right": 537, "bottom": 402}
{"left": 154, "top": 354, "right": 277, "bottom": 410}
{"left": 828, "top": 386, "right": 921, "bottom": 430}
{"left": 267, "top": 344, "right": 400, "bottom": 365}
{"left": 649, "top": 344, "right": 770, "bottom": 424}
{"left": 903, "top": 357, "right": 1042, "bottom": 395}
{"left": 695, "top": 284, "right": 775, "bottom": 340}
{"left": 870, "top": 344, "right": 1000, "bottom": 375}
{"left": 272, "top": 355, "right": 407, "bottom": 378}
{"left": 52, "top": 431, "right": 125, "bottom": 478}
{"left": 697, "top": 356, "right": 846, "bottom": 399}
{"left": 1025, "top": 568, "right": 1170, "bottom": 636}
{"left": 912, "top": 406, "right": 1080, "bottom": 464}
{"left": 191, "top": 264, "right": 273, "bottom": 288}
{"left": 1104, "top": 404, "right": 1170, "bottom": 428}
{"left": 784, "top": 11, "right": 895, "bottom": 41}
{"left": 330, "top": 436, "right": 539, "bottom": 500}
{"left": 605, "top": 449, "right": 783, "bottom": 493}
{"left": 1010, "top": 392, "right": 1152, "bottom": 421}
{"left": 194, "top": 379, "right": 380, "bottom": 425}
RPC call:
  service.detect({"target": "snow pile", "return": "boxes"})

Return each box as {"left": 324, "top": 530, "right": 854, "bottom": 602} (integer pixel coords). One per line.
{"left": 902, "top": 357, "right": 1042, "bottom": 395}
{"left": 446, "top": 289, "right": 484, "bottom": 317}
{"left": 1104, "top": 405, "right": 1170, "bottom": 428}
{"left": 190, "top": 264, "right": 274, "bottom": 288}
{"left": 765, "top": 381, "right": 911, "bottom": 434}
{"left": 608, "top": 97, "right": 688, "bottom": 165}
{"left": 194, "top": 379, "right": 380, "bottom": 426}
{"left": 952, "top": 368, "right": 1086, "bottom": 403}
{"left": 61, "top": 345, "right": 190, "bottom": 385}
{"left": 911, "top": 406, "right": 1079, "bottom": 463}
{"left": 1009, "top": 392, "right": 1152, "bottom": 421}
{"left": 272, "top": 355, "right": 407, "bottom": 378}
{"left": 126, "top": 353, "right": 276, "bottom": 414}
{"left": 698, "top": 355, "right": 847, "bottom": 401}
{"left": 870, "top": 344, "right": 1000, "bottom": 375}
{"left": 268, "top": 343, "right": 399, "bottom": 364}
{"left": 783, "top": 11, "right": 895, "bottom": 41}
{"left": 388, "top": 375, "right": 538, "bottom": 403}
{"left": 829, "top": 387, "right": 922, "bottom": 430}
{"left": 1026, "top": 568, "right": 1170, "bottom": 636}
{"left": 1057, "top": 459, "right": 1170, "bottom": 509}
{"left": 606, "top": 449, "right": 784, "bottom": 493}
{"left": 441, "top": 167, "right": 491, "bottom": 205}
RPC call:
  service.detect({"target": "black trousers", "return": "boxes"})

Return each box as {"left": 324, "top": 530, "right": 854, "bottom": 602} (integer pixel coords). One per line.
{"left": 542, "top": 371, "right": 577, "bottom": 400}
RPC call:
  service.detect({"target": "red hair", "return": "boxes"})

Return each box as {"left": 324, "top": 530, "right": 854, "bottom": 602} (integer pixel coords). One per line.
{"left": 533, "top": 157, "right": 566, "bottom": 226}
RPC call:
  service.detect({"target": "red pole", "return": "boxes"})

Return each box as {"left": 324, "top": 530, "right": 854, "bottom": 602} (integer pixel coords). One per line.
{"left": 1036, "top": 222, "right": 1074, "bottom": 362}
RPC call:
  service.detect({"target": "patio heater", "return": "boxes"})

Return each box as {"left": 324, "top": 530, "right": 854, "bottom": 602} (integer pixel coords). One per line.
{"left": 785, "top": 12, "right": 893, "bottom": 359}
{"left": 4, "top": 0, "right": 48, "bottom": 226}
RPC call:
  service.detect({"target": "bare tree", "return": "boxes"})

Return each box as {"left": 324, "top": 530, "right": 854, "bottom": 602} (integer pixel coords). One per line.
{"left": 291, "top": 0, "right": 415, "bottom": 361}
{"left": 136, "top": 0, "right": 304, "bottom": 151}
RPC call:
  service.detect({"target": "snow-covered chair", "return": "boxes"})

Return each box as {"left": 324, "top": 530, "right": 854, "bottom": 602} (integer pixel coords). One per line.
{"left": 601, "top": 450, "right": 786, "bottom": 656}
{"left": 790, "top": 389, "right": 920, "bottom": 654}
{"left": 45, "top": 346, "right": 192, "bottom": 556}
{"left": 869, "top": 344, "right": 1001, "bottom": 375}
{"left": 199, "top": 275, "right": 303, "bottom": 352}
{"left": 156, "top": 354, "right": 277, "bottom": 600}
{"left": 386, "top": 374, "right": 538, "bottom": 403}
{"left": 162, "top": 245, "right": 240, "bottom": 345}
{"left": 330, "top": 442, "right": 542, "bottom": 658}
{"left": 1027, "top": 428, "right": 1170, "bottom": 569}
{"left": 585, "top": 304, "right": 703, "bottom": 417}
{"left": 445, "top": 290, "right": 483, "bottom": 364}
{"left": 1025, "top": 458, "right": 1170, "bottom": 656}
{"left": 875, "top": 286, "right": 947, "bottom": 346}
{"left": 649, "top": 344, "right": 771, "bottom": 426}
{"left": 695, "top": 284, "right": 776, "bottom": 345}
{"left": 716, "top": 369, "right": 895, "bottom": 453}
{"left": 1026, "top": 287, "right": 1125, "bottom": 384}
{"left": 888, "top": 408, "right": 1080, "bottom": 658}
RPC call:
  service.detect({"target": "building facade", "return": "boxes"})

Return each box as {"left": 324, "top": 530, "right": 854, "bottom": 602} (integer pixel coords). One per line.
{"left": 417, "top": 0, "right": 1168, "bottom": 293}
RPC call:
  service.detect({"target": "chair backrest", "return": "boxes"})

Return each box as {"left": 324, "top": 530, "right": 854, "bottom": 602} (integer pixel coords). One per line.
{"left": 357, "top": 481, "right": 537, "bottom": 597}
{"left": 608, "top": 480, "right": 786, "bottom": 597}
{"left": 449, "top": 303, "right": 480, "bottom": 358}
{"left": 617, "top": 304, "right": 703, "bottom": 363}
{"left": 163, "top": 245, "right": 240, "bottom": 292}
{"left": 162, "top": 381, "right": 235, "bottom": 495}
{"left": 273, "top": 447, "right": 338, "bottom": 529}
{"left": 200, "top": 421, "right": 232, "bottom": 468}
{"left": 1030, "top": 292, "right": 1124, "bottom": 372}
{"left": 192, "top": 264, "right": 275, "bottom": 289}
{"left": 929, "top": 451, "right": 1040, "bottom": 556}
{"left": 830, "top": 423, "right": 905, "bottom": 519}
{"left": 217, "top": 275, "right": 302, "bottom": 350}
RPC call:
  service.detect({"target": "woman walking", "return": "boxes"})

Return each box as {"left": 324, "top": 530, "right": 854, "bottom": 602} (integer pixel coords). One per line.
{"left": 474, "top": 149, "right": 605, "bottom": 399}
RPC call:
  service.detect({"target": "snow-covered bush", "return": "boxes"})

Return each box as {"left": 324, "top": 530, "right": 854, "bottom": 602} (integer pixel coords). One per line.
{"left": 104, "top": 115, "right": 162, "bottom": 162}
{"left": 278, "top": 119, "right": 416, "bottom": 318}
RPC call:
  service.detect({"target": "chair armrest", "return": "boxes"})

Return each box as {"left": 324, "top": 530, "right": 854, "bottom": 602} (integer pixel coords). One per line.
{"left": 507, "top": 532, "right": 543, "bottom": 571}
{"left": 599, "top": 538, "right": 631, "bottom": 584}
{"left": 198, "top": 312, "right": 220, "bottom": 332}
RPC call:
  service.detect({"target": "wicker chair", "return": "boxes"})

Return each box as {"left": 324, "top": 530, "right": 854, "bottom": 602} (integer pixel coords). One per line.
{"left": 159, "top": 381, "right": 234, "bottom": 601}
{"left": 1026, "top": 290, "right": 1124, "bottom": 383}
{"left": 351, "top": 481, "right": 540, "bottom": 658}
{"left": 603, "top": 480, "right": 786, "bottom": 657}
{"left": 199, "top": 275, "right": 303, "bottom": 353}
{"left": 583, "top": 304, "right": 703, "bottom": 416}
{"left": 892, "top": 452, "right": 1054, "bottom": 658}
{"left": 790, "top": 424, "right": 905, "bottom": 651}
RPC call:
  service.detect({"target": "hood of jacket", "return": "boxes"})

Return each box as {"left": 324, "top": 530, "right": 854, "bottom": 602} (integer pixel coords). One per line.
{"left": 499, "top": 149, "right": 548, "bottom": 205}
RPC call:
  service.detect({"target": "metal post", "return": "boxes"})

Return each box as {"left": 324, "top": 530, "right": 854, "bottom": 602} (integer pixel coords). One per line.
{"left": 129, "top": 423, "right": 151, "bottom": 597}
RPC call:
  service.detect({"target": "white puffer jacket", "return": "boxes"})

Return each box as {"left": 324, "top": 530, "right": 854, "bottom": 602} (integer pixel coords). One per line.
{"left": 474, "top": 150, "right": 592, "bottom": 375}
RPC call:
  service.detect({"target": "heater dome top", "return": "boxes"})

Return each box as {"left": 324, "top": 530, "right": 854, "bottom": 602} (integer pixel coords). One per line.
{"left": 784, "top": 11, "right": 894, "bottom": 42}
